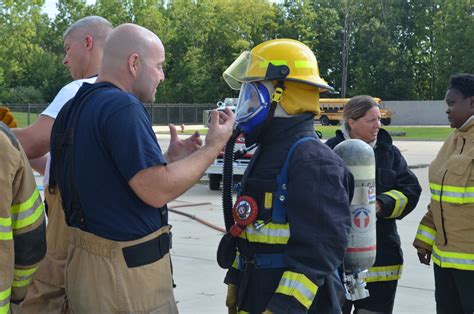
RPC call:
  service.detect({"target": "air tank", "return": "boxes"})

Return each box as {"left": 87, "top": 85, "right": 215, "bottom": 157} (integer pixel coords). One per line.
{"left": 334, "top": 139, "right": 376, "bottom": 301}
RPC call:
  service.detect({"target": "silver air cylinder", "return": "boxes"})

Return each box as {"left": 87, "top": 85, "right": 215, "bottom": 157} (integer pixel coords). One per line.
{"left": 334, "top": 139, "right": 376, "bottom": 301}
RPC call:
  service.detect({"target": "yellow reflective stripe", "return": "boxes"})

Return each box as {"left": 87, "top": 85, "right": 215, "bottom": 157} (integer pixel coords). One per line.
{"left": 0, "top": 217, "right": 12, "bottom": 240}
{"left": 0, "top": 217, "right": 11, "bottom": 227}
{"left": 295, "top": 60, "right": 317, "bottom": 68}
{"left": 0, "top": 302, "right": 9, "bottom": 314}
{"left": 264, "top": 193, "right": 272, "bottom": 209}
{"left": 238, "top": 311, "right": 249, "bottom": 314}
{"left": 10, "top": 188, "right": 40, "bottom": 214}
{"left": 12, "top": 266, "right": 38, "bottom": 288}
{"left": 275, "top": 271, "right": 318, "bottom": 309}
{"left": 11, "top": 189, "right": 44, "bottom": 229}
{"left": 415, "top": 224, "right": 436, "bottom": 247}
{"left": 432, "top": 244, "right": 474, "bottom": 271}
{"left": 383, "top": 190, "right": 408, "bottom": 218}
{"left": 239, "top": 221, "right": 290, "bottom": 244}
{"left": 0, "top": 287, "right": 10, "bottom": 314}
{"left": 258, "top": 60, "right": 288, "bottom": 68}
{"left": 258, "top": 60, "right": 317, "bottom": 69}
{"left": 430, "top": 194, "right": 474, "bottom": 204}
{"left": 430, "top": 183, "right": 474, "bottom": 193}
{"left": 365, "top": 265, "right": 403, "bottom": 282}
{"left": 430, "top": 183, "right": 474, "bottom": 204}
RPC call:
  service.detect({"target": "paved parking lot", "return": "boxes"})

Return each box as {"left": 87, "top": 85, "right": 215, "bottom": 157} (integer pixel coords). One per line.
{"left": 35, "top": 136, "right": 444, "bottom": 313}
{"left": 167, "top": 138, "right": 444, "bottom": 313}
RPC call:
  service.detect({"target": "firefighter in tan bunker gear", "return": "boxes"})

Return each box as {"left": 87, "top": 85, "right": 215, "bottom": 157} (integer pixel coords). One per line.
{"left": 0, "top": 120, "right": 46, "bottom": 314}
{"left": 49, "top": 23, "right": 233, "bottom": 313}
{"left": 413, "top": 73, "right": 474, "bottom": 314}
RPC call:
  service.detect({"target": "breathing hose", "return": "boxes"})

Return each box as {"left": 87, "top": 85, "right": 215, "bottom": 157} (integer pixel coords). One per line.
{"left": 222, "top": 128, "right": 241, "bottom": 232}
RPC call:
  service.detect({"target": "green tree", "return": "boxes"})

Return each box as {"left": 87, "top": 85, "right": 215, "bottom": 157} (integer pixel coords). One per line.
{"left": 1, "top": 0, "right": 472, "bottom": 104}
{"left": 270, "top": 1, "right": 342, "bottom": 93}
{"left": 156, "top": 0, "right": 277, "bottom": 103}
{"left": 91, "top": 0, "right": 133, "bottom": 25}
{"left": 0, "top": 0, "right": 47, "bottom": 101}
{"left": 433, "top": 0, "right": 474, "bottom": 98}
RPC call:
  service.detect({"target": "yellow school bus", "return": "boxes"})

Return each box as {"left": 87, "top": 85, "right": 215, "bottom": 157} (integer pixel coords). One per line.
{"left": 315, "top": 98, "right": 393, "bottom": 126}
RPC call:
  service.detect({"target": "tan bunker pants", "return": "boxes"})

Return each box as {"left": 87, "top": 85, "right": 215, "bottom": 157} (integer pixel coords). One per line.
{"left": 65, "top": 225, "right": 178, "bottom": 314}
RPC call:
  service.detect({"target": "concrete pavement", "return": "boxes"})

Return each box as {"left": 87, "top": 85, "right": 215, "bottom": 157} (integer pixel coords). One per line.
{"left": 168, "top": 169, "right": 440, "bottom": 313}
{"left": 167, "top": 138, "right": 444, "bottom": 313}
{"left": 33, "top": 135, "right": 444, "bottom": 313}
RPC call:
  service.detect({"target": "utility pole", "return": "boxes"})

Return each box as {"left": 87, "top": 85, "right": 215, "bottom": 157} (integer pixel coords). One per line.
{"left": 341, "top": 0, "right": 351, "bottom": 98}
{"left": 429, "top": 1, "right": 436, "bottom": 100}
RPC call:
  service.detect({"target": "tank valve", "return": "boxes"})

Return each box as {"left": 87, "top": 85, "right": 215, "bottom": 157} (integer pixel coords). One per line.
{"left": 343, "top": 270, "right": 370, "bottom": 301}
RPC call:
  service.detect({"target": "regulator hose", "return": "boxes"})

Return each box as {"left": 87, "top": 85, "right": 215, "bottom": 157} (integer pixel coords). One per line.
{"left": 222, "top": 128, "right": 240, "bottom": 232}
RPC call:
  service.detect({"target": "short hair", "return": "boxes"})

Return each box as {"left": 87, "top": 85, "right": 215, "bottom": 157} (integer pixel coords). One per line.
{"left": 343, "top": 95, "right": 379, "bottom": 132}
{"left": 63, "top": 16, "right": 113, "bottom": 47}
{"left": 448, "top": 74, "right": 474, "bottom": 98}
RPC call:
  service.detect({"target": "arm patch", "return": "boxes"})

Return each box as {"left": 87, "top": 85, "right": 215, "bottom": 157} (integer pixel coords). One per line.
{"left": 14, "top": 219, "right": 47, "bottom": 266}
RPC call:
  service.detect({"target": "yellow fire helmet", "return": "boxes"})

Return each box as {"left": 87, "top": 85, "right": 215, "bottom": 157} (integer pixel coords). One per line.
{"left": 223, "top": 38, "right": 334, "bottom": 115}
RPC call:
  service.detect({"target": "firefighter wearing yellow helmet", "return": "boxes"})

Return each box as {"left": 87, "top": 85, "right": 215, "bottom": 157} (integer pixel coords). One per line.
{"left": 220, "top": 39, "right": 353, "bottom": 313}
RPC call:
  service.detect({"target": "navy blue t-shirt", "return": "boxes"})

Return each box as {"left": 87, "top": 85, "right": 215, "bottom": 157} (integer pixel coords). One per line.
{"left": 71, "top": 82, "right": 166, "bottom": 241}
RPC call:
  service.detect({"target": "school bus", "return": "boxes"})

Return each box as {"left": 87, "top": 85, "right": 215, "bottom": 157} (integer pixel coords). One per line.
{"left": 315, "top": 98, "right": 393, "bottom": 126}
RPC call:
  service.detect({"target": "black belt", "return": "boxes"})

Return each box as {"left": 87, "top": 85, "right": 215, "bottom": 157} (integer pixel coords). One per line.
{"left": 122, "top": 232, "right": 170, "bottom": 268}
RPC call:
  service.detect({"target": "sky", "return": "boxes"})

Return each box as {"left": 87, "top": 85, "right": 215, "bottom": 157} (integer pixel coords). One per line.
{"left": 42, "top": 0, "right": 97, "bottom": 18}
{"left": 42, "top": 0, "right": 281, "bottom": 18}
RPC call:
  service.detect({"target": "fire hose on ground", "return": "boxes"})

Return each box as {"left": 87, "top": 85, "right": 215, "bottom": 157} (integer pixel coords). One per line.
{"left": 168, "top": 202, "right": 226, "bottom": 233}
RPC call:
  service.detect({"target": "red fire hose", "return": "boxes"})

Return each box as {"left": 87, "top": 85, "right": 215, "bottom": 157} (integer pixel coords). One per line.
{"left": 168, "top": 202, "right": 226, "bottom": 233}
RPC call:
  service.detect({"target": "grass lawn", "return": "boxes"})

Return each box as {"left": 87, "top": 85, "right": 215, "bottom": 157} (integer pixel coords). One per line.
{"left": 15, "top": 108, "right": 451, "bottom": 141}
{"left": 165, "top": 125, "right": 453, "bottom": 141}
{"left": 316, "top": 125, "right": 452, "bottom": 141}
{"left": 12, "top": 112, "right": 40, "bottom": 128}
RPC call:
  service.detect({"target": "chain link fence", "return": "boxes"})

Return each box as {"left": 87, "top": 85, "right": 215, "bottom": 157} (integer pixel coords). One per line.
{"left": 143, "top": 103, "right": 214, "bottom": 126}
{"left": 6, "top": 103, "right": 215, "bottom": 127}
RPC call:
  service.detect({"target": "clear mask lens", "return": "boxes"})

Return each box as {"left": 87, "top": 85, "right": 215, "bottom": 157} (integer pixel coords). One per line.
{"left": 235, "top": 81, "right": 274, "bottom": 125}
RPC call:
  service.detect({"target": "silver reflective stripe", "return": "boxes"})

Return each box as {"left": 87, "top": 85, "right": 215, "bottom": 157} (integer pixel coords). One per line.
{"left": 11, "top": 196, "right": 43, "bottom": 221}
{"left": 0, "top": 225, "right": 12, "bottom": 233}
{"left": 0, "top": 296, "right": 9, "bottom": 307}
{"left": 14, "top": 273, "right": 34, "bottom": 282}
{"left": 440, "top": 191, "right": 474, "bottom": 198}
{"left": 245, "top": 226, "right": 290, "bottom": 238}
{"left": 433, "top": 251, "right": 474, "bottom": 266}
{"left": 279, "top": 277, "right": 315, "bottom": 301}
{"left": 366, "top": 269, "right": 401, "bottom": 279}
{"left": 417, "top": 229, "right": 435, "bottom": 242}
{"left": 365, "top": 265, "right": 403, "bottom": 283}
{"left": 431, "top": 188, "right": 474, "bottom": 199}
{"left": 386, "top": 190, "right": 407, "bottom": 207}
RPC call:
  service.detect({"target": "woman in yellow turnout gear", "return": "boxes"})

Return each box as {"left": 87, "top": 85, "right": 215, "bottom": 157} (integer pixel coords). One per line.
{"left": 413, "top": 73, "right": 474, "bottom": 314}
{"left": 0, "top": 120, "right": 46, "bottom": 313}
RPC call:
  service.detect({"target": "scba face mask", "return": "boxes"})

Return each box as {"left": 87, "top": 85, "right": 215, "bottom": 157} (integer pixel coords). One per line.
{"left": 235, "top": 81, "right": 275, "bottom": 135}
